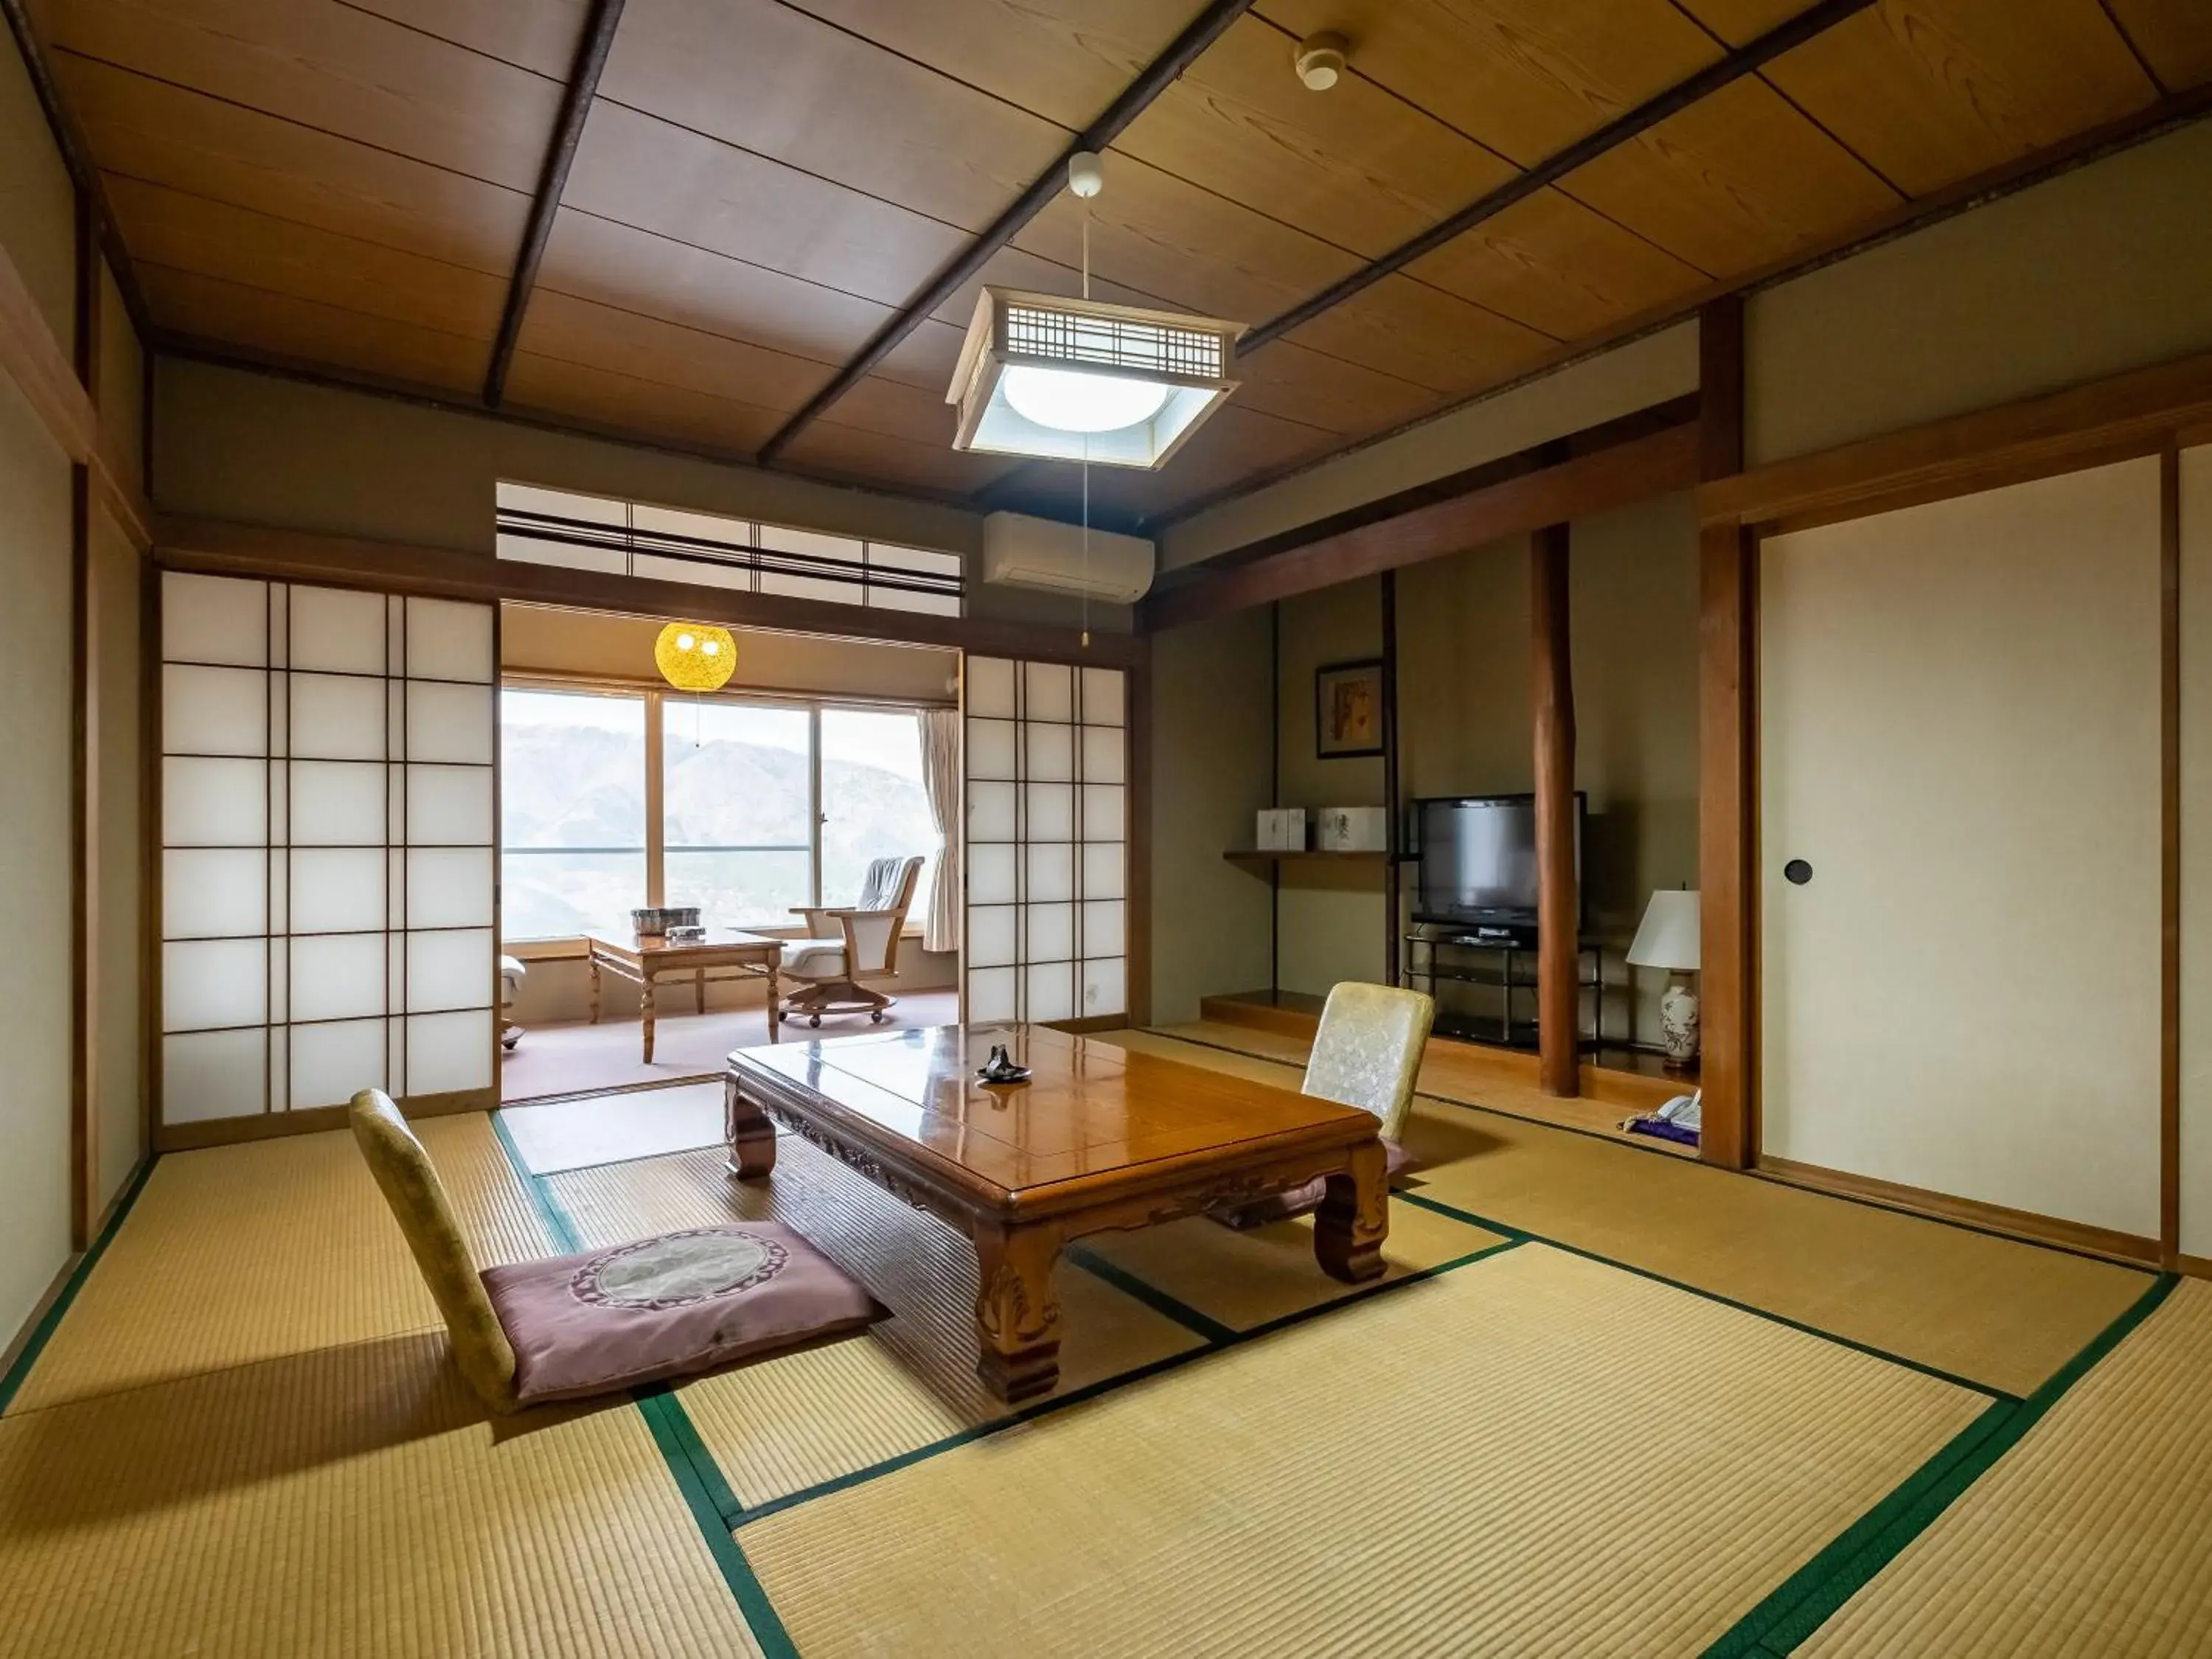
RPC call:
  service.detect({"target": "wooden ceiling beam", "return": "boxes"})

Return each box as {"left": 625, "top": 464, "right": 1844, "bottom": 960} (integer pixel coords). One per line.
{"left": 753, "top": 0, "right": 1258, "bottom": 467}
{"left": 483, "top": 0, "right": 627, "bottom": 408}
{"left": 1239, "top": 0, "right": 1878, "bottom": 357}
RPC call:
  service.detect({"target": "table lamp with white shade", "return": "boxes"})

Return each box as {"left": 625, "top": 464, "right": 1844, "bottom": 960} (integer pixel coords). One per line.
{"left": 1627, "top": 888, "right": 1701, "bottom": 1071}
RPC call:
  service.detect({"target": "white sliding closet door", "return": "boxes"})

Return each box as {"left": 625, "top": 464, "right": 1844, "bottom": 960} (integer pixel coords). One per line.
{"left": 2180, "top": 445, "right": 2212, "bottom": 1258}
{"left": 964, "top": 656, "right": 1127, "bottom": 1023}
{"left": 159, "top": 572, "right": 498, "bottom": 1126}
{"left": 1760, "top": 459, "right": 2163, "bottom": 1237}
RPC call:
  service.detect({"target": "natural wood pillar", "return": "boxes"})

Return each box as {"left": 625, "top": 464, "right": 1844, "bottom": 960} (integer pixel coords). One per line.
{"left": 1531, "top": 521, "right": 1578, "bottom": 1096}
{"left": 1380, "top": 571, "right": 1401, "bottom": 989}
{"left": 1697, "top": 295, "right": 1753, "bottom": 1169}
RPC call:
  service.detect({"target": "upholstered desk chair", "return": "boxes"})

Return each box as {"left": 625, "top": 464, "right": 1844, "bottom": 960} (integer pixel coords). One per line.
{"left": 1214, "top": 981, "right": 1436, "bottom": 1229}
{"left": 777, "top": 854, "right": 925, "bottom": 1028}
{"left": 349, "top": 1090, "right": 882, "bottom": 1411}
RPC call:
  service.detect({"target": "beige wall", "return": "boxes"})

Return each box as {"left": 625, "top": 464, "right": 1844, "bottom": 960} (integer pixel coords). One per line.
{"left": 0, "top": 38, "right": 73, "bottom": 348}
{"left": 1149, "top": 608, "right": 1275, "bottom": 1021}
{"left": 91, "top": 501, "right": 142, "bottom": 1210}
{"left": 1760, "top": 460, "right": 2163, "bottom": 1238}
{"left": 1747, "top": 116, "right": 2212, "bottom": 465}
{"left": 2181, "top": 445, "right": 2212, "bottom": 1257}
{"left": 153, "top": 359, "right": 1128, "bottom": 633}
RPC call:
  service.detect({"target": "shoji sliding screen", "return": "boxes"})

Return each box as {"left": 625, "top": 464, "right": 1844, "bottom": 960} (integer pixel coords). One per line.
{"left": 159, "top": 572, "right": 497, "bottom": 1129}
{"left": 964, "top": 657, "right": 1127, "bottom": 1023}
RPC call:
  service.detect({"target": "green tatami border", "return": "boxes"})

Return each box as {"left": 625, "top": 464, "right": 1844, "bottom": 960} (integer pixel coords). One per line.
{"left": 0, "top": 1153, "right": 159, "bottom": 1416}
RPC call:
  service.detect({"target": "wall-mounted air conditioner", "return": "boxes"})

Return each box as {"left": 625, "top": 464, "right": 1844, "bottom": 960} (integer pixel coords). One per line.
{"left": 980, "top": 511, "right": 1155, "bottom": 605}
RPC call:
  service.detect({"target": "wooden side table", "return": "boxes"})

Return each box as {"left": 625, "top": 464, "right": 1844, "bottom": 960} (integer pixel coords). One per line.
{"left": 583, "top": 931, "right": 784, "bottom": 1063}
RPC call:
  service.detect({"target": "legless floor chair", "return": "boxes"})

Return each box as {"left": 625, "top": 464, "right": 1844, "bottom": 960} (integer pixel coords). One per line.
{"left": 349, "top": 1090, "right": 883, "bottom": 1409}
{"left": 1212, "top": 981, "right": 1436, "bottom": 1230}
{"left": 776, "top": 854, "right": 925, "bottom": 1029}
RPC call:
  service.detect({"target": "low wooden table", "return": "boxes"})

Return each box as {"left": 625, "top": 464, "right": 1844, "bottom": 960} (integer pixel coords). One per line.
{"left": 585, "top": 931, "right": 783, "bottom": 1063}
{"left": 723, "top": 1022, "right": 1389, "bottom": 1403}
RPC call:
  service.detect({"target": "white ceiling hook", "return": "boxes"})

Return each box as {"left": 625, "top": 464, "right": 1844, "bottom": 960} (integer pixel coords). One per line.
{"left": 1067, "top": 150, "right": 1105, "bottom": 198}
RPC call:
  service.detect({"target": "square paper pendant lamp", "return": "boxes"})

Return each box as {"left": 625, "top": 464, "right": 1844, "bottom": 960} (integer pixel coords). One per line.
{"left": 946, "top": 287, "right": 1243, "bottom": 469}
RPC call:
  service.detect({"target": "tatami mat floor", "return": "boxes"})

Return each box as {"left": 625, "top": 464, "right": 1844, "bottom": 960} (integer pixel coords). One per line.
{"left": 1, "top": 1057, "right": 2202, "bottom": 1658}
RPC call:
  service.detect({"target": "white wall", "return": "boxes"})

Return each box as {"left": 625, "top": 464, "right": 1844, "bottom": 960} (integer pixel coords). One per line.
{"left": 1761, "top": 460, "right": 2164, "bottom": 1239}
{"left": 2180, "top": 445, "right": 2212, "bottom": 1258}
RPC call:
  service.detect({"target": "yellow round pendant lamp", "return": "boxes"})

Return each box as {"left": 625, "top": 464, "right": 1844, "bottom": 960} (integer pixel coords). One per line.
{"left": 654, "top": 622, "right": 737, "bottom": 693}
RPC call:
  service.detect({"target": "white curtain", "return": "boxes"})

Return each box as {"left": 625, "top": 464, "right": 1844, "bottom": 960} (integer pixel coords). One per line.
{"left": 917, "top": 708, "right": 961, "bottom": 953}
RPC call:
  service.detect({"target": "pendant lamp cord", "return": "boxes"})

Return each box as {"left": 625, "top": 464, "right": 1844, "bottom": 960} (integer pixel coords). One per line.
{"left": 1080, "top": 192, "right": 1092, "bottom": 648}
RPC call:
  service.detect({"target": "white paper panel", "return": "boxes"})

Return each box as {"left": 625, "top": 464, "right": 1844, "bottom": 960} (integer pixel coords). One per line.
{"left": 291, "top": 931, "right": 386, "bottom": 1023}
{"left": 1028, "top": 843, "right": 1074, "bottom": 903}
{"left": 268, "top": 854, "right": 288, "bottom": 942}
{"left": 965, "top": 656, "right": 1015, "bottom": 718}
{"left": 288, "top": 585, "right": 386, "bottom": 674}
{"left": 408, "top": 928, "right": 494, "bottom": 1012}
{"left": 288, "top": 1018, "right": 386, "bottom": 1110}
{"left": 291, "top": 672, "right": 387, "bottom": 760}
{"left": 291, "top": 846, "right": 386, "bottom": 934}
{"left": 407, "top": 597, "right": 494, "bottom": 682}
{"left": 1080, "top": 725, "right": 1124, "bottom": 784}
{"left": 1081, "top": 784, "right": 1125, "bottom": 841}
{"left": 164, "top": 757, "right": 265, "bottom": 846}
{"left": 1080, "top": 667, "right": 1124, "bottom": 727}
{"left": 1082, "top": 842, "right": 1126, "bottom": 900}
{"left": 970, "top": 844, "right": 1017, "bottom": 905}
{"left": 406, "top": 763, "right": 494, "bottom": 845}
{"left": 407, "top": 1010, "right": 491, "bottom": 1096}
{"left": 1025, "top": 722, "right": 1073, "bottom": 782}
{"left": 968, "top": 782, "right": 1016, "bottom": 843}
{"left": 163, "top": 1028, "right": 266, "bottom": 1122}
{"left": 1026, "top": 961, "right": 1074, "bottom": 1023}
{"left": 164, "top": 572, "right": 266, "bottom": 667}
{"left": 1026, "top": 783, "right": 1073, "bottom": 841}
{"left": 967, "top": 904, "right": 1017, "bottom": 968}
{"left": 289, "top": 760, "right": 386, "bottom": 844}
{"left": 408, "top": 682, "right": 494, "bottom": 764}
{"left": 1081, "top": 957, "right": 1126, "bottom": 1017}
{"left": 967, "top": 718, "right": 1017, "bottom": 780}
{"left": 267, "top": 671, "right": 288, "bottom": 760}
{"left": 267, "top": 1023, "right": 289, "bottom": 1105}
{"left": 164, "top": 664, "right": 265, "bottom": 755}
{"left": 1082, "top": 899, "right": 1126, "bottom": 958}
{"left": 163, "top": 848, "right": 266, "bottom": 939}
{"left": 635, "top": 552, "right": 754, "bottom": 591}
{"left": 967, "top": 966, "right": 1016, "bottom": 1023}
{"left": 163, "top": 938, "right": 267, "bottom": 1032}
{"left": 1024, "top": 661, "right": 1073, "bottom": 723}
{"left": 408, "top": 846, "right": 495, "bottom": 928}
{"left": 388, "top": 848, "right": 406, "bottom": 932}
{"left": 1025, "top": 902, "right": 1074, "bottom": 962}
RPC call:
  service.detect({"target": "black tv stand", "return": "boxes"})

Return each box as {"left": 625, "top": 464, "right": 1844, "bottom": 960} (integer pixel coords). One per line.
{"left": 1400, "top": 924, "right": 1604, "bottom": 1051}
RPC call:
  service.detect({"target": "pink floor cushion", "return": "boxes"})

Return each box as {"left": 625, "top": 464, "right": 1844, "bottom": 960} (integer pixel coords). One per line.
{"left": 480, "top": 1222, "right": 886, "bottom": 1404}
{"left": 1209, "top": 1138, "right": 1411, "bottom": 1232}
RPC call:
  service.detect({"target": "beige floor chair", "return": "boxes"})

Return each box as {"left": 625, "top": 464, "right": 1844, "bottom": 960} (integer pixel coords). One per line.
{"left": 776, "top": 853, "right": 925, "bottom": 1028}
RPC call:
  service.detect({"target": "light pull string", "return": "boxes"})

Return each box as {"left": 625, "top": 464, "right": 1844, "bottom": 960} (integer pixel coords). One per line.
{"left": 1080, "top": 190, "right": 1092, "bottom": 647}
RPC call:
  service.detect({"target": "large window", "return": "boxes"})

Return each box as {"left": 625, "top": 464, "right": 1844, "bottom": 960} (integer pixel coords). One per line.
{"left": 501, "top": 686, "right": 941, "bottom": 939}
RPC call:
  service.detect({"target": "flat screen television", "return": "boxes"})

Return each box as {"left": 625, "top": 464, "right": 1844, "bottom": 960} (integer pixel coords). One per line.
{"left": 1411, "top": 793, "right": 1584, "bottom": 928}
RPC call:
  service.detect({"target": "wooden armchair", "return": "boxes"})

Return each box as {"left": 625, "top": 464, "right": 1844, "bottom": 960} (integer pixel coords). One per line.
{"left": 781, "top": 854, "right": 926, "bottom": 1027}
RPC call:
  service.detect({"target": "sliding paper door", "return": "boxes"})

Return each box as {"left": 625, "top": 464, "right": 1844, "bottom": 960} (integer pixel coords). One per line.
{"left": 159, "top": 572, "right": 497, "bottom": 1127}
{"left": 964, "top": 657, "right": 1127, "bottom": 1023}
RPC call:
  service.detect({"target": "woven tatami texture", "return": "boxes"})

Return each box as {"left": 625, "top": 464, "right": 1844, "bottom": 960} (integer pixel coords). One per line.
{"left": 497, "top": 1082, "right": 727, "bottom": 1175}
{"left": 741, "top": 1243, "right": 1986, "bottom": 1659}
{"left": 1801, "top": 1278, "right": 2212, "bottom": 1658}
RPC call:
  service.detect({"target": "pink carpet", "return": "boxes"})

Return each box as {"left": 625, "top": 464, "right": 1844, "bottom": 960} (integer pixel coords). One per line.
{"left": 499, "top": 990, "right": 964, "bottom": 1102}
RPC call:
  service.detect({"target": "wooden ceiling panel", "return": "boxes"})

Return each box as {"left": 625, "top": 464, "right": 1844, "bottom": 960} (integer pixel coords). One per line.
{"left": 106, "top": 175, "right": 509, "bottom": 340}
{"left": 1410, "top": 187, "right": 1705, "bottom": 341}
{"left": 796, "top": 367, "right": 961, "bottom": 451}
{"left": 1284, "top": 272, "right": 1557, "bottom": 397}
{"left": 874, "top": 318, "right": 970, "bottom": 397}
{"left": 2104, "top": 0, "right": 2212, "bottom": 88}
{"left": 503, "top": 352, "right": 788, "bottom": 456}
{"left": 598, "top": 0, "right": 1066, "bottom": 234}
{"left": 341, "top": 0, "right": 591, "bottom": 79}
{"left": 774, "top": 0, "right": 1197, "bottom": 128}
{"left": 42, "top": 0, "right": 566, "bottom": 189}
{"left": 777, "top": 411, "right": 1024, "bottom": 498}
{"left": 562, "top": 100, "right": 970, "bottom": 310}
{"left": 142, "top": 265, "right": 490, "bottom": 394}
{"left": 1680, "top": 0, "right": 2159, "bottom": 195}
{"left": 1113, "top": 13, "right": 1516, "bottom": 260}
{"left": 535, "top": 209, "right": 895, "bottom": 372}
{"left": 52, "top": 55, "right": 532, "bottom": 274}
{"left": 1559, "top": 77, "right": 1901, "bottom": 274}
{"left": 512, "top": 291, "right": 835, "bottom": 414}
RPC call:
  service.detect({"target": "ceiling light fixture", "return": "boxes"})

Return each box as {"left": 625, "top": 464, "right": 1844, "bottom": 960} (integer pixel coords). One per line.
{"left": 946, "top": 154, "right": 1244, "bottom": 470}
{"left": 1294, "top": 32, "right": 1348, "bottom": 91}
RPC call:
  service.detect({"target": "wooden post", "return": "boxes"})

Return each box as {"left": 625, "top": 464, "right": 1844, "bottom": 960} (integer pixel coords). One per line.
{"left": 1698, "top": 295, "right": 1754, "bottom": 1169}
{"left": 69, "top": 185, "right": 101, "bottom": 1248}
{"left": 1380, "top": 571, "right": 1400, "bottom": 989}
{"left": 1531, "top": 521, "right": 1578, "bottom": 1096}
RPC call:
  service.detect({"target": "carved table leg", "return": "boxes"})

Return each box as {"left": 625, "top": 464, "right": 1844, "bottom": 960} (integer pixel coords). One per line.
{"left": 765, "top": 963, "right": 781, "bottom": 1042}
{"left": 972, "top": 1220, "right": 1063, "bottom": 1405}
{"left": 725, "top": 1074, "right": 778, "bottom": 1181}
{"left": 1314, "top": 1138, "right": 1390, "bottom": 1284}
{"left": 641, "top": 974, "right": 657, "bottom": 1064}
{"left": 588, "top": 956, "right": 601, "bottom": 1025}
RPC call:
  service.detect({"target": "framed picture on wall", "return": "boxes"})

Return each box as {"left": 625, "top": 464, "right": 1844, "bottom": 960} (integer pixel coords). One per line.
{"left": 1314, "top": 658, "right": 1385, "bottom": 759}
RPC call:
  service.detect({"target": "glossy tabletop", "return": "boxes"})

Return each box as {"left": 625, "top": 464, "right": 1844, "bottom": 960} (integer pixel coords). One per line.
{"left": 726, "top": 1022, "right": 1377, "bottom": 1199}
{"left": 584, "top": 930, "right": 782, "bottom": 964}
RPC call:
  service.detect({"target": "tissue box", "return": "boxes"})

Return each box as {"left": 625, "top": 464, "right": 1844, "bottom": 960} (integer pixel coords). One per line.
{"left": 1315, "top": 807, "right": 1387, "bottom": 852}
{"left": 1255, "top": 808, "right": 1308, "bottom": 851}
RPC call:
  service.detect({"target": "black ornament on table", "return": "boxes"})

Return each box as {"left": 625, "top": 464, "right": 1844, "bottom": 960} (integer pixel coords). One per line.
{"left": 976, "top": 1043, "right": 1031, "bottom": 1085}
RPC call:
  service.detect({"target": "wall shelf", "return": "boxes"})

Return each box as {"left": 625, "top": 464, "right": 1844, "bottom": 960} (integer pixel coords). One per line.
{"left": 1222, "top": 849, "right": 1389, "bottom": 868}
